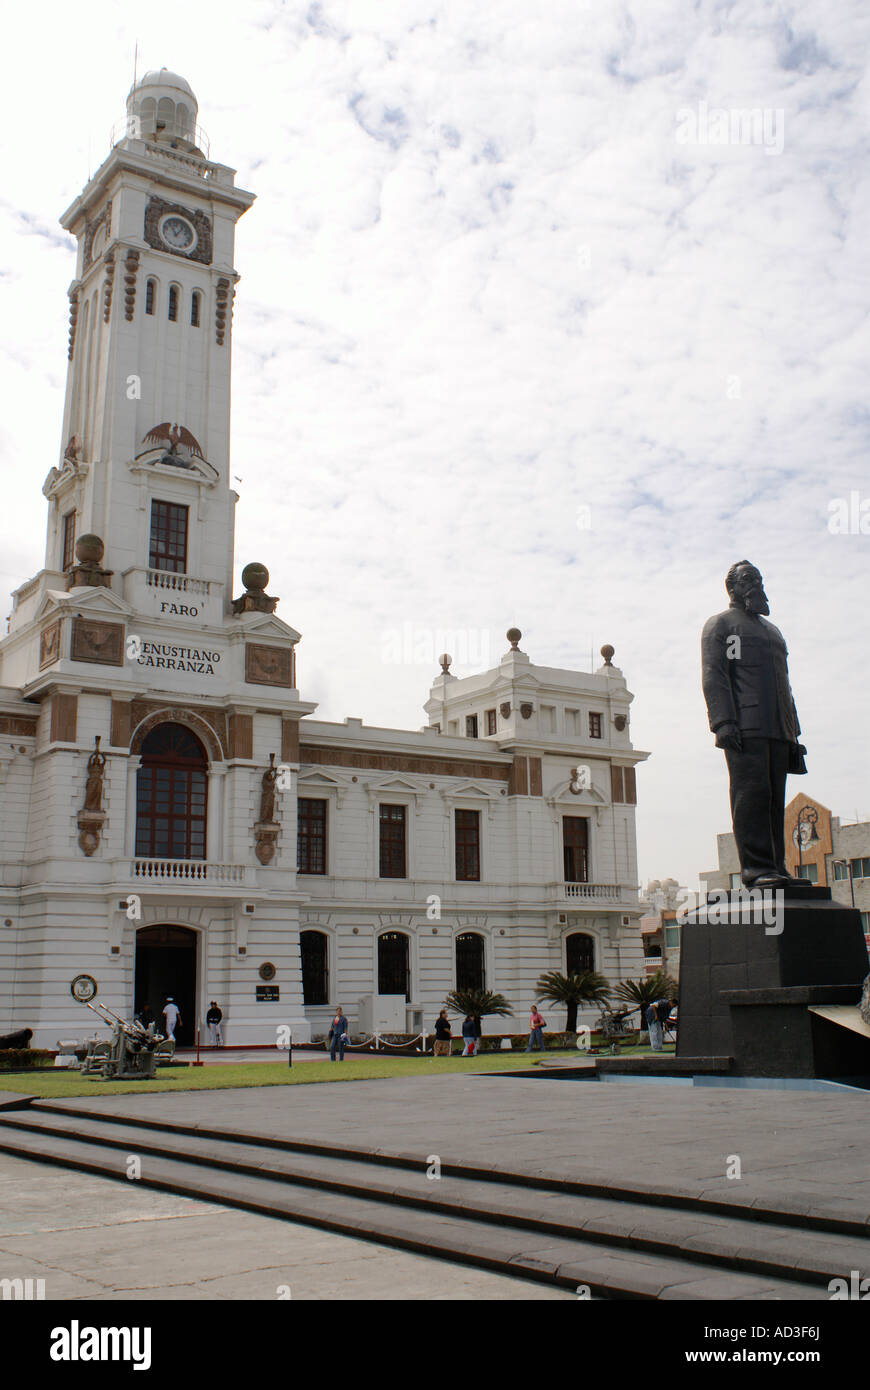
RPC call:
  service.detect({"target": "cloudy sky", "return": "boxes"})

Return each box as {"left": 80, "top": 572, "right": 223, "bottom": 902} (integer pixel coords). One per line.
{"left": 2, "top": 0, "right": 869, "bottom": 889}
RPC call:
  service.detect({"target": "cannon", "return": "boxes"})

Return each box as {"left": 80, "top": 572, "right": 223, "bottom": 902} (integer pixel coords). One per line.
{"left": 78, "top": 1000, "right": 167, "bottom": 1080}
{"left": 594, "top": 1004, "right": 640, "bottom": 1053}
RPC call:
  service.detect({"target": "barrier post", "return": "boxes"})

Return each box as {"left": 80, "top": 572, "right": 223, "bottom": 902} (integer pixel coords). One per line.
{"left": 192, "top": 1025, "right": 203, "bottom": 1067}
{"left": 288, "top": 1028, "right": 292, "bottom": 1068}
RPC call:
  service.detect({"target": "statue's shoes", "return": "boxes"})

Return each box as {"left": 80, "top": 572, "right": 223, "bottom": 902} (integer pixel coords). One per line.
{"left": 744, "top": 873, "right": 791, "bottom": 888}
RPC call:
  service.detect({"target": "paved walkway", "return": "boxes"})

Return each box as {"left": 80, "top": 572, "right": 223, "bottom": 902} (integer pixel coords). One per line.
{"left": 50, "top": 1072, "right": 870, "bottom": 1218}
{"left": 0, "top": 1151, "right": 571, "bottom": 1300}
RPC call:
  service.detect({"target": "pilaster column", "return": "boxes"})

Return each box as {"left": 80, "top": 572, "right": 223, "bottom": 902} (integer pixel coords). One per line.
{"left": 125, "top": 756, "right": 140, "bottom": 857}
{"left": 207, "top": 766, "right": 227, "bottom": 863}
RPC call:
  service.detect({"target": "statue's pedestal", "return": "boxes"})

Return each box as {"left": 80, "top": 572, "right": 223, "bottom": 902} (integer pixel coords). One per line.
{"left": 676, "top": 886, "right": 870, "bottom": 1078}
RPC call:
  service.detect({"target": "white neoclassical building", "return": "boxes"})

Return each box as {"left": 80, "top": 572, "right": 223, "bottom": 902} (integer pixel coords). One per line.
{"left": 0, "top": 71, "right": 648, "bottom": 1048}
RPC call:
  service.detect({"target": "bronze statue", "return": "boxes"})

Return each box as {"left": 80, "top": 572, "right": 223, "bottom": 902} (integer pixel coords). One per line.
{"left": 259, "top": 753, "right": 278, "bottom": 824}
{"left": 83, "top": 738, "right": 106, "bottom": 812}
{"left": 702, "top": 562, "right": 807, "bottom": 888}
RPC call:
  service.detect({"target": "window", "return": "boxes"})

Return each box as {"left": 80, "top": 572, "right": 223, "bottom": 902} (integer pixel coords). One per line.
{"left": 588, "top": 712, "right": 603, "bottom": 739}
{"left": 135, "top": 723, "right": 207, "bottom": 860}
{"left": 563, "top": 817, "right": 589, "bottom": 883}
{"left": 466, "top": 714, "right": 479, "bottom": 738}
{"left": 300, "top": 931, "right": 328, "bottom": 1005}
{"left": 455, "top": 809, "right": 480, "bottom": 881}
{"left": 665, "top": 926, "right": 681, "bottom": 948}
{"left": 149, "top": 500, "right": 188, "bottom": 573}
{"left": 541, "top": 705, "right": 557, "bottom": 733}
{"left": 730, "top": 873, "right": 742, "bottom": 890}
{"left": 794, "top": 863, "right": 819, "bottom": 882}
{"left": 378, "top": 931, "right": 410, "bottom": 998}
{"left": 850, "top": 857, "right": 870, "bottom": 879}
{"left": 379, "top": 805, "right": 406, "bottom": 878}
{"left": 565, "top": 709, "right": 580, "bottom": 735}
{"left": 168, "top": 285, "right": 179, "bottom": 322}
{"left": 456, "top": 933, "right": 485, "bottom": 992}
{"left": 860, "top": 911, "right": 870, "bottom": 933}
{"left": 833, "top": 861, "right": 848, "bottom": 880}
{"left": 485, "top": 709, "right": 497, "bottom": 735}
{"left": 566, "top": 932, "right": 594, "bottom": 975}
{"left": 61, "top": 511, "right": 76, "bottom": 570}
{"left": 191, "top": 291, "right": 201, "bottom": 327}
{"left": 297, "top": 799, "right": 327, "bottom": 874}
{"left": 145, "top": 279, "right": 155, "bottom": 315}
{"left": 610, "top": 765, "right": 637, "bottom": 804}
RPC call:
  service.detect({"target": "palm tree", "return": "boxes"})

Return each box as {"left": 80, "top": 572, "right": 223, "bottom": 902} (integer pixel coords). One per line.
{"left": 444, "top": 988, "right": 513, "bottom": 1020}
{"left": 613, "top": 971, "right": 678, "bottom": 1029}
{"left": 534, "top": 970, "right": 611, "bottom": 1034}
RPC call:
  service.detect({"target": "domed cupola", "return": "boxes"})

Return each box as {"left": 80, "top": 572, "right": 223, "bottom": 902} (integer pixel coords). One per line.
{"left": 125, "top": 68, "right": 204, "bottom": 153}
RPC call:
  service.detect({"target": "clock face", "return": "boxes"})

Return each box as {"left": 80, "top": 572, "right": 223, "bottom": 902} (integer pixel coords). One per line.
{"left": 160, "top": 215, "right": 196, "bottom": 252}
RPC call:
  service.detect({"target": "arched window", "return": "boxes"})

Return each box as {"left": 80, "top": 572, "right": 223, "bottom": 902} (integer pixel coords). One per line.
{"left": 176, "top": 103, "right": 192, "bottom": 139}
{"left": 378, "top": 932, "right": 410, "bottom": 1000}
{"left": 145, "top": 278, "right": 156, "bottom": 315}
{"left": 300, "top": 931, "right": 329, "bottom": 1006}
{"left": 566, "top": 932, "right": 595, "bottom": 976}
{"left": 168, "top": 285, "right": 179, "bottom": 322}
{"left": 190, "top": 290, "right": 201, "bottom": 327}
{"left": 138, "top": 97, "right": 157, "bottom": 136}
{"left": 135, "top": 723, "right": 208, "bottom": 860}
{"left": 455, "top": 933, "right": 485, "bottom": 992}
{"left": 157, "top": 96, "right": 175, "bottom": 131}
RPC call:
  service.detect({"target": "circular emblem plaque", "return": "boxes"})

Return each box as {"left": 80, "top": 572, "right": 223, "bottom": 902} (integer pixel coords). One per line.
{"left": 258, "top": 962, "right": 276, "bottom": 982}
{"left": 70, "top": 974, "right": 97, "bottom": 1002}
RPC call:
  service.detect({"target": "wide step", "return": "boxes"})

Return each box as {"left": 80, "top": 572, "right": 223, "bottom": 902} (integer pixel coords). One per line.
{"left": 0, "top": 1109, "right": 849, "bottom": 1299}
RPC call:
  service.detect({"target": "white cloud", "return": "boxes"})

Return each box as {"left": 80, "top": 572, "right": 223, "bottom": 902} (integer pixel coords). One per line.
{"left": 2, "top": 0, "right": 869, "bottom": 887}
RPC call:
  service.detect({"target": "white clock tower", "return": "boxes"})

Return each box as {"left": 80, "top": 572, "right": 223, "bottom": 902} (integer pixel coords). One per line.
{"left": 0, "top": 71, "right": 316, "bottom": 1047}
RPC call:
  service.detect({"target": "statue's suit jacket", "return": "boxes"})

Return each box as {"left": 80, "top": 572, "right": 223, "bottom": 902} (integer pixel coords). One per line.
{"left": 701, "top": 605, "right": 800, "bottom": 745}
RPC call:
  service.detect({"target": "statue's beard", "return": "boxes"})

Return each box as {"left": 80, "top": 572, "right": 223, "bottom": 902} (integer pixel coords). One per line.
{"left": 744, "top": 591, "right": 769, "bottom": 615}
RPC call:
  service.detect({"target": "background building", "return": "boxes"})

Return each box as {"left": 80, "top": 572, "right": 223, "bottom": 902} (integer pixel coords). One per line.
{"left": 701, "top": 794, "right": 870, "bottom": 952}
{"left": 638, "top": 878, "right": 683, "bottom": 980}
{"left": 0, "top": 70, "right": 648, "bottom": 1048}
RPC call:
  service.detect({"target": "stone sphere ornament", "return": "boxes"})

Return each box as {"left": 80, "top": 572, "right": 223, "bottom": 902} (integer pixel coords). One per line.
{"left": 241, "top": 562, "right": 269, "bottom": 593}
{"left": 75, "top": 534, "right": 104, "bottom": 564}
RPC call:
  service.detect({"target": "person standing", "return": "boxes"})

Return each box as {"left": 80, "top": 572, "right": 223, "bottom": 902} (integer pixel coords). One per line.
{"left": 206, "top": 1001, "right": 223, "bottom": 1046}
{"left": 162, "top": 997, "right": 180, "bottom": 1041}
{"left": 433, "top": 1009, "right": 452, "bottom": 1057}
{"left": 461, "top": 1016, "right": 477, "bottom": 1056}
{"left": 526, "top": 1005, "right": 545, "bottom": 1052}
{"left": 646, "top": 997, "right": 675, "bottom": 1052}
{"left": 329, "top": 1006, "right": 349, "bottom": 1062}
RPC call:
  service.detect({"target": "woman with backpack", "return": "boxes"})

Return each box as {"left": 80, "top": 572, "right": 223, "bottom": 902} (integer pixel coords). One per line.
{"left": 526, "top": 1004, "right": 546, "bottom": 1051}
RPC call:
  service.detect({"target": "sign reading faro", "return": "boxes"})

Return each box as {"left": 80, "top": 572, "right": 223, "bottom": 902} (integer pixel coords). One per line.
{"left": 137, "top": 641, "right": 222, "bottom": 676}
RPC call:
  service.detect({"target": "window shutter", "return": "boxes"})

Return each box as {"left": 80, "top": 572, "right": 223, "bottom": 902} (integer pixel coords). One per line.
{"left": 610, "top": 765, "right": 623, "bottom": 803}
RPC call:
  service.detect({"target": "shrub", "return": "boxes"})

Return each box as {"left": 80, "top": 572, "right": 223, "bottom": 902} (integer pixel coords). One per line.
{"left": 0, "top": 1049, "right": 55, "bottom": 1071}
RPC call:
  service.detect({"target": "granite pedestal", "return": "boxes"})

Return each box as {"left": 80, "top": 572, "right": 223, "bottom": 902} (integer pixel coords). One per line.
{"left": 676, "top": 885, "right": 870, "bottom": 1078}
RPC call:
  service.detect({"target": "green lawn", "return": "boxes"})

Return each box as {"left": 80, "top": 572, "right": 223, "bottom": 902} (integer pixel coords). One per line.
{"left": 0, "top": 1050, "right": 566, "bottom": 1099}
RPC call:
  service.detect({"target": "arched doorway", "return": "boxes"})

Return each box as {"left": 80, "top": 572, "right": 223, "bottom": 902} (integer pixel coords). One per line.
{"left": 300, "top": 930, "right": 329, "bottom": 1005}
{"left": 378, "top": 931, "right": 410, "bottom": 999}
{"left": 134, "top": 924, "right": 197, "bottom": 1045}
{"left": 135, "top": 722, "right": 208, "bottom": 859}
{"left": 455, "top": 933, "right": 485, "bottom": 992}
{"left": 566, "top": 932, "right": 595, "bottom": 976}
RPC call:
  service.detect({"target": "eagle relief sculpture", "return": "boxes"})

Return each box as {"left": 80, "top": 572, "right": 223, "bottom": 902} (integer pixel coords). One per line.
{"left": 143, "top": 422, "right": 205, "bottom": 466}
{"left": 254, "top": 753, "right": 281, "bottom": 866}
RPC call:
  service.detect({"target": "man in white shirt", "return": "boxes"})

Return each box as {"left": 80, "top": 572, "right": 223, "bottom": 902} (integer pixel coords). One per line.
{"left": 162, "top": 997, "right": 181, "bottom": 1040}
